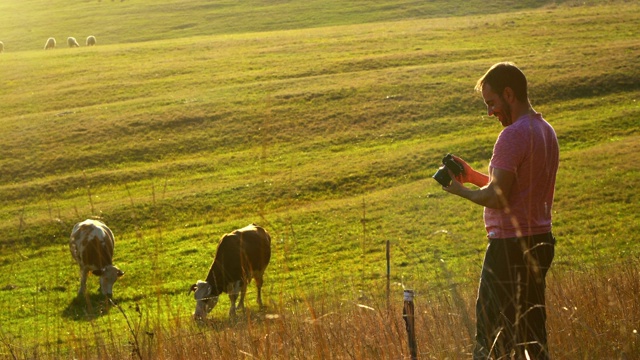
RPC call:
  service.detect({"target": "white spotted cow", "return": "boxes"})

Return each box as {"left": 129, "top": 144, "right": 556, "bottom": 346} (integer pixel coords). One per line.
{"left": 190, "top": 223, "right": 271, "bottom": 319}
{"left": 70, "top": 219, "right": 124, "bottom": 298}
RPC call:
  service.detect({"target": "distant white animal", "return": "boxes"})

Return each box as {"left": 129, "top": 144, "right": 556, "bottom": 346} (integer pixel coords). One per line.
{"left": 190, "top": 223, "right": 271, "bottom": 319}
{"left": 0, "top": 41, "right": 4, "bottom": 53}
{"left": 70, "top": 219, "right": 124, "bottom": 298}
{"left": 67, "top": 37, "right": 80, "bottom": 48}
{"left": 44, "top": 37, "right": 56, "bottom": 50}
{"left": 86, "top": 35, "right": 96, "bottom": 46}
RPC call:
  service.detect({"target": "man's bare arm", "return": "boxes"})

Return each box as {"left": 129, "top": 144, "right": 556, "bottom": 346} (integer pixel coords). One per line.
{"left": 443, "top": 167, "right": 515, "bottom": 209}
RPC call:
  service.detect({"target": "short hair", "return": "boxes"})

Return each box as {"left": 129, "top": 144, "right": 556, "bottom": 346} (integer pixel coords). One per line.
{"left": 475, "top": 62, "right": 528, "bottom": 102}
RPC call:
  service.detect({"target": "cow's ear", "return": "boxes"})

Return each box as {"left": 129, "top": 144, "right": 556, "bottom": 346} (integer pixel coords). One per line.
{"left": 188, "top": 283, "right": 197, "bottom": 295}
{"left": 92, "top": 269, "right": 103, "bottom": 276}
{"left": 117, "top": 270, "right": 124, "bottom": 277}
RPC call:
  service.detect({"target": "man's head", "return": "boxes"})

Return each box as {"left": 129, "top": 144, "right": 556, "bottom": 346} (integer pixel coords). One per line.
{"left": 476, "top": 62, "right": 529, "bottom": 126}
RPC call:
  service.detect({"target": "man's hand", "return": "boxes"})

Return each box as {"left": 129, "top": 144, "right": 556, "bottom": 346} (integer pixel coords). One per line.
{"left": 451, "top": 155, "right": 489, "bottom": 187}
{"left": 442, "top": 171, "right": 466, "bottom": 196}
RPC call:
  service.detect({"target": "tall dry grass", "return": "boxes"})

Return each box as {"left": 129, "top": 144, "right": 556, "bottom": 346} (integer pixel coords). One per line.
{"left": 4, "top": 258, "right": 637, "bottom": 359}
{"left": 547, "top": 258, "right": 640, "bottom": 359}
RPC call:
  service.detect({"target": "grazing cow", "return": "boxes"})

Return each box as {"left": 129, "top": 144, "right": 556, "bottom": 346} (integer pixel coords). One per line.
{"left": 67, "top": 37, "right": 80, "bottom": 48}
{"left": 70, "top": 219, "right": 124, "bottom": 298}
{"left": 44, "top": 37, "right": 56, "bottom": 50}
{"left": 86, "top": 35, "right": 96, "bottom": 46}
{"left": 190, "top": 223, "right": 271, "bottom": 319}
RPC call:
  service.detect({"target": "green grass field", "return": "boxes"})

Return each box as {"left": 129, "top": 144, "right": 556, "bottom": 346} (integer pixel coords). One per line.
{"left": 0, "top": 0, "right": 639, "bottom": 358}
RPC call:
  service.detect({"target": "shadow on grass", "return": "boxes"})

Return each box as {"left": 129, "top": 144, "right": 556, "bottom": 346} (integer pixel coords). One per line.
{"left": 61, "top": 292, "right": 114, "bottom": 321}
{"left": 194, "top": 306, "right": 273, "bottom": 330}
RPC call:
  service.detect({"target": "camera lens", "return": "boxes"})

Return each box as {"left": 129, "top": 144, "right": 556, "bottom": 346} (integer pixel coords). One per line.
{"left": 433, "top": 166, "right": 452, "bottom": 187}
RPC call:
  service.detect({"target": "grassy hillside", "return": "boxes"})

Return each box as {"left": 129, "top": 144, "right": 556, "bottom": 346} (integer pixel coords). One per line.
{"left": 0, "top": 0, "right": 639, "bottom": 358}
{"left": 1, "top": 0, "right": 570, "bottom": 52}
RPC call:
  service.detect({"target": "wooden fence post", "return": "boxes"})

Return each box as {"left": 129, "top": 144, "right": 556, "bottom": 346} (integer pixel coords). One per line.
{"left": 403, "top": 289, "right": 418, "bottom": 359}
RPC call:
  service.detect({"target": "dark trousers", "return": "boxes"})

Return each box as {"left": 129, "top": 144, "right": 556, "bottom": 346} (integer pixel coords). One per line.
{"left": 473, "top": 233, "right": 555, "bottom": 360}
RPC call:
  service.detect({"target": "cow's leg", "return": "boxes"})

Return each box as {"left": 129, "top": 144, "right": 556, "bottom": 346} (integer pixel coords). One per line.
{"left": 228, "top": 293, "right": 237, "bottom": 318}
{"left": 228, "top": 281, "right": 241, "bottom": 318}
{"left": 255, "top": 273, "right": 265, "bottom": 309}
{"left": 237, "top": 280, "right": 248, "bottom": 313}
{"left": 78, "top": 269, "right": 88, "bottom": 296}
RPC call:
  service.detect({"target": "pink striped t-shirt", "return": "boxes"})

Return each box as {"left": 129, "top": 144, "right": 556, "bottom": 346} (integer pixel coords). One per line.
{"left": 484, "top": 113, "right": 559, "bottom": 239}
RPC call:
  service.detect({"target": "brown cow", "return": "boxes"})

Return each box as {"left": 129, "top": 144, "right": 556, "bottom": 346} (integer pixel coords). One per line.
{"left": 190, "top": 223, "right": 271, "bottom": 319}
{"left": 70, "top": 219, "right": 124, "bottom": 298}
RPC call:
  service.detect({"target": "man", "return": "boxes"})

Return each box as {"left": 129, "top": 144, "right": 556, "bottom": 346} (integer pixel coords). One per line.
{"left": 442, "top": 62, "right": 559, "bottom": 359}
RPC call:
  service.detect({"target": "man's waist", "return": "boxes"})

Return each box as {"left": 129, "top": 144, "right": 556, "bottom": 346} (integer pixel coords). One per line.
{"left": 489, "top": 232, "right": 555, "bottom": 245}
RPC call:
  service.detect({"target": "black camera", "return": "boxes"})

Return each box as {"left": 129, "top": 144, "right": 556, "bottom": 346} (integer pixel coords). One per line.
{"left": 432, "top": 153, "right": 464, "bottom": 187}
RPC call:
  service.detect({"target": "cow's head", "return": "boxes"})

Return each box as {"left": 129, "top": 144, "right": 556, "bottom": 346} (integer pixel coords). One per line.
{"left": 92, "top": 265, "right": 124, "bottom": 298}
{"left": 189, "top": 280, "right": 219, "bottom": 320}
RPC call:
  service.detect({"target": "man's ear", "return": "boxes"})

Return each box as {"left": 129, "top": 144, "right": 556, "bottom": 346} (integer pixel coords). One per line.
{"left": 502, "top": 87, "right": 515, "bottom": 103}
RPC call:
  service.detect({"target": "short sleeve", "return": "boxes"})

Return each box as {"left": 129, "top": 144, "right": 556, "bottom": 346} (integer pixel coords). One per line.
{"left": 490, "top": 126, "right": 526, "bottom": 174}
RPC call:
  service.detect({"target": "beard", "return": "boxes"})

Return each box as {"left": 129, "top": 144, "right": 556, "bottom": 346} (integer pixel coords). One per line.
{"left": 498, "top": 95, "right": 512, "bottom": 126}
